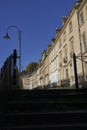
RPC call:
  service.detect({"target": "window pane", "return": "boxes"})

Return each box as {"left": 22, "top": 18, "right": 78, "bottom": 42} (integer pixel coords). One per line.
{"left": 79, "top": 12, "right": 84, "bottom": 26}
{"left": 81, "top": 32, "right": 86, "bottom": 52}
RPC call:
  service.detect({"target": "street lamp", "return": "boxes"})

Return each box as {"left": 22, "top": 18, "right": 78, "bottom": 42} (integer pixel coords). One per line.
{"left": 4, "top": 25, "right": 21, "bottom": 72}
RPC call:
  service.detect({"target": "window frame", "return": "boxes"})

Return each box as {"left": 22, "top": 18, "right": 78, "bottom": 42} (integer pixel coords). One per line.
{"left": 79, "top": 12, "right": 84, "bottom": 26}
{"left": 69, "top": 21, "right": 73, "bottom": 33}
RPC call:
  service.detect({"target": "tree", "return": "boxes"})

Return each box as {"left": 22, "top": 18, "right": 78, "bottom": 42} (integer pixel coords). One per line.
{"left": 26, "top": 62, "right": 38, "bottom": 72}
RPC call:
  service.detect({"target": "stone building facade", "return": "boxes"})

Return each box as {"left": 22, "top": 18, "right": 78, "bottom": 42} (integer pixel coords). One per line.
{"left": 22, "top": 0, "right": 87, "bottom": 89}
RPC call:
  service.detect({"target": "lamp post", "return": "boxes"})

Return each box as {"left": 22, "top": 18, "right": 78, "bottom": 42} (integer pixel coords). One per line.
{"left": 4, "top": 25, "right": 21, "bottom": 72}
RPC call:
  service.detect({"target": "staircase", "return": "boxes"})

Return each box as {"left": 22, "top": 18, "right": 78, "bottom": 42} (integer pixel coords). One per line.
{"left": 1, "top": 88, "right": 87, "bottom": 129}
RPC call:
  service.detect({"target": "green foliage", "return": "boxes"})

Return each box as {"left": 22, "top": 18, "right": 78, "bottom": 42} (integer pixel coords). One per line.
{"left": 26, "top": 62, "right": 38, "bottom": 72}
{"left": 20, "top": 70, "right": 27, "bottom": 75}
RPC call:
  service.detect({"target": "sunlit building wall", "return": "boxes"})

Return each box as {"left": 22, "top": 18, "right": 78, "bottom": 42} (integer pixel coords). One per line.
{"left": 22, "top": 0, "right": 87, "bottom": 89}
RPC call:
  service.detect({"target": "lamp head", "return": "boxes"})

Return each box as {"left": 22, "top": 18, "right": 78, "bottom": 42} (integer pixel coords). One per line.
{"left": 4, "top": 32, "right": 10, "bottom": 40}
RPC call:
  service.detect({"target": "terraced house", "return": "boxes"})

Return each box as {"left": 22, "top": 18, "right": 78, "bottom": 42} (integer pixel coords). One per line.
{"left": 22, "top": 0, "right": 87, "bottom": 89}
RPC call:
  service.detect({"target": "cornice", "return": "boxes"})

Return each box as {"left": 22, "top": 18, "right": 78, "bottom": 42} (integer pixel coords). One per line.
{"left": 77, "top": 0, "right": 87, "bottom": 13}
{"left": 56, "top": 1, "right": 80, "bottom": 42}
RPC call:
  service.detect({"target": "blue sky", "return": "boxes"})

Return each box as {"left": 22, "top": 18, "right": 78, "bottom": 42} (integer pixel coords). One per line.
{"left": 0, "top": 0, "right": 77, "bottom": 71}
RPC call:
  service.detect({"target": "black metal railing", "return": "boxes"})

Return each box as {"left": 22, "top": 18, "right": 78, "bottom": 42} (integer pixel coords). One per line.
{"left": 0, "top": 49, "right": 23, "bottom": 130}
{"left": 0, "top": 49, "right": 17, "bottom": 90}
{"left": 0, "top": 49, "right": 23, "bottom": 90}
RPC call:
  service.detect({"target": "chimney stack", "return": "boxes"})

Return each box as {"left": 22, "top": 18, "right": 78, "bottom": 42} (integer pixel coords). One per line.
{"left": 56, "top": 28, "right": 61, "bottom": 38}
{"left": 62, "top": 16, "right": 67, "bottom": 26}
{"left": 51, "top": 38, "right": 55, "bottom": 46}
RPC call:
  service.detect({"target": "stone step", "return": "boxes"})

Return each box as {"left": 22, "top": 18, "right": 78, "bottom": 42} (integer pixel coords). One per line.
{"left": 7, "top": 102, "right": 87, "bottom": 113}
{"left": 3, "top": 124, "right": 87, "bottom": 130}
{"left": 1, "top": 111, "right": 87, "bottom": 130}
{"left": 3, "top": 111, "right": 87, "bottom": 126}
{"left": 1, "top": 89, "right": 87, "bottom": 129}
